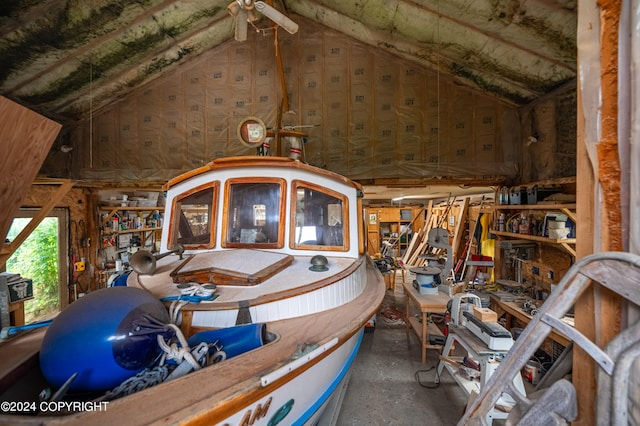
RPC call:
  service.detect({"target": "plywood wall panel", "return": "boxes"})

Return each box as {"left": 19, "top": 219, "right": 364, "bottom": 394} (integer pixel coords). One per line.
{"left": 0, "top": 96, "right": 61, "bottom": 244}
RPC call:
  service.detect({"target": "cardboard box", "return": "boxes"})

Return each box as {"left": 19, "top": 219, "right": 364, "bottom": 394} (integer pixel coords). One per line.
{"left": 473, "top": 306, "right": 497, "bottom": 322}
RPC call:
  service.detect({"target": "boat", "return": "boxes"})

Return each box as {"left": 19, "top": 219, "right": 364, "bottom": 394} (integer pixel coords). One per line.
{"left": 0, "top": 154, "right": 386, "bottom": 425}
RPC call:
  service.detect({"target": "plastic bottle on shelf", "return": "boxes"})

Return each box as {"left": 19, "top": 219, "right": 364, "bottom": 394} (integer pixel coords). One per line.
{"left": 122, "top": 211, "right": 130, "bottom": 230}
{"left": 528, "top": 214, "right": 536, "bottom": 235}
{"left": 498, "top": 213, "right": 506, "bottom": 232}
{"left": 499, "top": 187, "right": 509, "bottom": 205}
{"left": 518, "top": 212, "right": 529, "bottom": 234}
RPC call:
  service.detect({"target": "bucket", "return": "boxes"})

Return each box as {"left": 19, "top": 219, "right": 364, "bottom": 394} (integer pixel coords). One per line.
{"left": 414, "top": 276, "right": 438, "bottom": 295}
{"left": 523, "top": 360, "right": 542, "bottom": 385}
{"left": 418, "top": 283, "right": 438, "bottom": 295}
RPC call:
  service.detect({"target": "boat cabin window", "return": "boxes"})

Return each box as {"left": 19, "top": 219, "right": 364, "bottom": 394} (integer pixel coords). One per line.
{"left": 171, "top": 184, "right": 217, "bottom": 248}
{"left": 222, "top": 179, "right": 285, "bottom": 248}
{"left": 291, "top": 181, "right": 348, "bottom": 251}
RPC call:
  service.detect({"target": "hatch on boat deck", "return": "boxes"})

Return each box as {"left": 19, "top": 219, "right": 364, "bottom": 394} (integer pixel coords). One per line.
{"left": 170, "top": 249, "right": 293, "bottom": 286}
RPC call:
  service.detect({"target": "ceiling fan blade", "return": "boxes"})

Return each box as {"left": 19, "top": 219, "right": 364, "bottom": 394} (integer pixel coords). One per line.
{"left": 235, "top": 9, "right": 248, "bottom": 41}
{"left": 254, "top": 1, "right": 299, "bottom": 35}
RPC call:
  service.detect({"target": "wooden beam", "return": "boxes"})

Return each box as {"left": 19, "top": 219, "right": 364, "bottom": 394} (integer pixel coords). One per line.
{"left": 573, "top": 61, "right": 597, "bottom": 426}
{"left": 450, "top": 197, "right": 470, "bottom": 264}
{"left": 0, "top": 181, "right": 75, "bottom": 268}
{"left": 573, "top": 2, "right": 618, "bottom": 423}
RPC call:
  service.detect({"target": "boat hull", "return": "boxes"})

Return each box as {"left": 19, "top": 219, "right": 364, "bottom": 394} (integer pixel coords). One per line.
{"left": 203, "top": 329, "right": 364, "bottom": 426}
{"left": 0, "top": 258, "right": 384, "bottom": 426}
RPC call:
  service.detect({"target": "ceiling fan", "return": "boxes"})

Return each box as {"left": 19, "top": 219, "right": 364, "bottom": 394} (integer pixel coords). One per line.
{"left": 227, "top": 0, "right": 299, "bottom": 42}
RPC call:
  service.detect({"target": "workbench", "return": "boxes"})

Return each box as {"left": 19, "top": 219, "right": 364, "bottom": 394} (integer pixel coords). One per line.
{"left": 402, "top": 281, "right": 450, "bottom": 363}
{"left": 489, "top": 295, "right": 570, "bottom": 347}
{"left": 436, "top": 326, "right": 526, "bottom": 423}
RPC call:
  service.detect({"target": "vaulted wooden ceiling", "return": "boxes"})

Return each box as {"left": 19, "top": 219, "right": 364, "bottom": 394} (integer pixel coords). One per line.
{"left": 1, "top": 0, "right": 576, "bottom": 124}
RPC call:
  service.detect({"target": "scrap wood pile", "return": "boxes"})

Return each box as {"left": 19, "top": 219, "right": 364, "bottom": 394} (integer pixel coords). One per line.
{"left": 401, "top": 197, "right": 470, "bottom": 268}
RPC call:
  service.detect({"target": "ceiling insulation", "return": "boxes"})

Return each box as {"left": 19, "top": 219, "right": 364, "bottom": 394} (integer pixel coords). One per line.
{"left": 0, "top": 0, "right": 577, "bottom": 123}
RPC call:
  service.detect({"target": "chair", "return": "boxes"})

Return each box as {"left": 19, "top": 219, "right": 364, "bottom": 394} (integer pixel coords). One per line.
{"left": 459, "top": 251, "right": 640, "bottom": 425}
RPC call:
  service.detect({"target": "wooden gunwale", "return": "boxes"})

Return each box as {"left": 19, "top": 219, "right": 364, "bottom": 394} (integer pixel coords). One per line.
{"left": 0, "top": 329, "right": 44, "bottom": 394}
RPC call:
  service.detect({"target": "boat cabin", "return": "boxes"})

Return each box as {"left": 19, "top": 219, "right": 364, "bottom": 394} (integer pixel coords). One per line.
{"left": 161, "top": 157, "right": 364, "bottom": 258}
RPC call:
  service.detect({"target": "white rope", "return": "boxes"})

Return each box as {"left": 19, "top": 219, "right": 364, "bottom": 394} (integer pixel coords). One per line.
{"left": 157, "top": 323, "right": 203, "bottom": 371}
{"left": 177, "top": 283, "right": 216, "bottom": 298}
{"left": 169, "top": 299, "right": 188, "bottom": 325}
{"left": 168, "top": 284, "right": 216, "bottom": 324}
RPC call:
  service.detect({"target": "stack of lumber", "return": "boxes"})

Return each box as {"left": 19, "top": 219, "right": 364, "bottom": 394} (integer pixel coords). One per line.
{"left": 401, "top": 198, "right": 470, "bottom": 269}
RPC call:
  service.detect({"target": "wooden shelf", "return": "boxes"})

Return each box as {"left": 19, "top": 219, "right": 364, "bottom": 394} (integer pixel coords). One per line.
{"left": 367, "top": 206, "right": 425, "bottom": 255}
{"left": 99, "top": 206, "right": 164, "bottom": 211}
{"left": 99, "top": 205, "right": 164, "bottom": 251}
{"left": 440, "top": 356, "right": 482, "bottom": 397}
{"left": 489, "top": 297, "right": 571, "bottom": 347}
{"left": 494, "top": 204, "right": 575, "bottom": 210}
{"left": 102, "top": 227, "right": 162, "bottom": 235}
{"left": 407, "top": 316, "right": 444, "bottom": 351}
{"left": 491, "top": 230, "right": 576, "bottom": 245}
{"left": 493, "top": 198, "right": 577, "bottom": 257}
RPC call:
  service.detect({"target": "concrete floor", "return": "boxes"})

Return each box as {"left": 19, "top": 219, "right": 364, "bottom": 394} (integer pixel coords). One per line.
{"left": 336, "top": 278, "right": 469, "bottom": 426}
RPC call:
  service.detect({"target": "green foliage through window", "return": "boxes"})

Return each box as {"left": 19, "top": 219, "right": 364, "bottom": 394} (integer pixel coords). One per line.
{"left": 7, "top": 217, "right": 59, "bottom": 322}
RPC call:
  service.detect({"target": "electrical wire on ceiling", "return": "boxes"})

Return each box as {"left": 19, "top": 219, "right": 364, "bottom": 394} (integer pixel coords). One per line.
{"left": 89, "top": 57, "right": 93, "bottom": 168}
{"left": 87, "top": 0, "right": 95, "bottom": 167}
{"left": 436, "top": 0, "right": 441, "bottom": 170}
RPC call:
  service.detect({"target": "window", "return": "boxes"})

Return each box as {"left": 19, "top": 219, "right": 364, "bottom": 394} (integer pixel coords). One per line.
{"left": 171, "top": 184, "right": 217, "bottom": 248}
{"left": 223, "top": 179, "right": 285, "bottom": 248}
{"left": 6, "top": 208, "right": 69, "bottom": 321}
{"left": 291, "top": 181, "right": 348, "bottom": 250}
